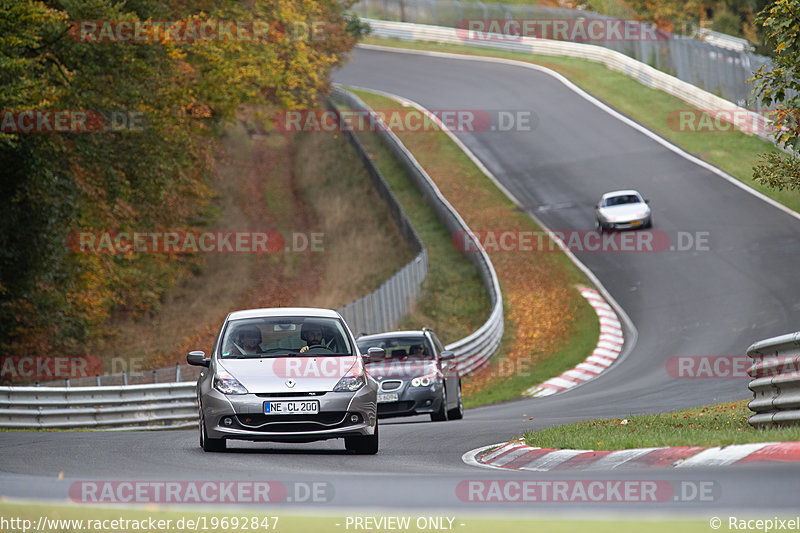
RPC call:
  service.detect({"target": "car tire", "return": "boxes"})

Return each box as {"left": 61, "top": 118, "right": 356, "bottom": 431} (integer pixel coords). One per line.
{"left": 430, "top": 388, "right": 448, "bottom": 422}
{"left": 447, "top": 381, "right": 464, "bottom": 420}
{"left": 345, "top": 421, "right": 379, "bottom": 455}
{"left": 200, "top": 408, "right": 226, "bottom": 452}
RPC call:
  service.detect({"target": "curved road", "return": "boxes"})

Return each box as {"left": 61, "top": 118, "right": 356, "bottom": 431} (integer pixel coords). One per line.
{"left": 2, "top": 46, "right": 800, "bottom": 516}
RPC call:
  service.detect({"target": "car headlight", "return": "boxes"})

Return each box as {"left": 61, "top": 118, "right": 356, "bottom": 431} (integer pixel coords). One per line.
{"left": 411, "top": 372, "right": 440, "bottom": 387}
{"left": 333, "top": 360, "right": 366, "bottom": 392}
{"left": 214, "top": 368, "right": 248, "bottom": 395}
{"left": 333, "top": 374, "right": 366, "bottom": 392}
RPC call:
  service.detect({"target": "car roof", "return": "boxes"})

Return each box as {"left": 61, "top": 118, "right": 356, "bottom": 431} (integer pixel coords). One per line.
{"left": 357, "top": 330, "right": 428, "bottom": 341}
{"left": 227, "top": 307, "right": 342, "bottom": 321}
{"left": 601, "top": 189, "right": 642, "bottom": 200}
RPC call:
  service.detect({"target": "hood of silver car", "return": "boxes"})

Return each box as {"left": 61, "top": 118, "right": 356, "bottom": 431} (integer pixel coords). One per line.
{"left": 365, "top": 360, "right": 437, "bottom": 380}
{"left": 217, "top": 356, "right": 357, "bottom": 393}
{"left": 599, "top": 203, "right": 650, "bottom": 221}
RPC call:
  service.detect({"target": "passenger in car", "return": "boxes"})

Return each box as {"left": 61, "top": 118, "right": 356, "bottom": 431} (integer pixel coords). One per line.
{"left": 409, "top": 344, "right": 426, "bottom": 356}
{"left": 232, "top": 325, "right": 267, "bottom": 355}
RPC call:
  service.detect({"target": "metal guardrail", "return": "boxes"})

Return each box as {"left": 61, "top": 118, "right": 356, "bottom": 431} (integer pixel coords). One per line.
{"left": 352, "top": 0, "right": 774, "bottom": 112}
{"left": 331, "top": 86, "right": 503, "bottom": 375}
{"left": 329, "top": 98, "right": 429, "bottom": 336}
{"left": 748, "top": 332, "right": 800, "bottom": 428}
{"left": 0, "top": 382, "right": 197, "bottom": 430}
{"left": 361, "top": 19, "right": 775, "bottom": 144}
{"left": 33, "top": 362, "right": 203, "bottom": 388}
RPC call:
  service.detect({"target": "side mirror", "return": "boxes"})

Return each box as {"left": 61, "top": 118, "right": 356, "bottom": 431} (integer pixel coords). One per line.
{"left": 440, "top": 350, "right": 456, "bottom": 360}
{"left": 187, "top": 350, "right": 210, "bottom": 367}
{"left": 364, "top": 346, "right": 385, "bottom": 363}
{"left": 645, "top": 199, "right": 650, "bottom": 204}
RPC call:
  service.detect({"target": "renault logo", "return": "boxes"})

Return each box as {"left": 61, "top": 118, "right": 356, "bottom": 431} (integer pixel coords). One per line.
{"left": 285, "top": 379, "right": 296, "bottom": 388}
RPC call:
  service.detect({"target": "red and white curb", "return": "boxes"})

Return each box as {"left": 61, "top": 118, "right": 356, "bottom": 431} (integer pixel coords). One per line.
{"left": 525, "top": 286, "right": 623, "bottom": 397}
{"left": 463, "top": 439, "right": 800, "bottom": 471}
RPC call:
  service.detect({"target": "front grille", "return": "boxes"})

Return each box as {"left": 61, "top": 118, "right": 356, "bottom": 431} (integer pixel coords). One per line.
{"left": 377, "top": 401, "right": 414, "bottom": 415}
{"left": 380, "top": 380, "right": 403, "bottom": 391}
{"left": 254, "top": 392, "right": 327, "bottom": 398}
{"left": 234, "top": 412, "right": 355, "bottom": 432}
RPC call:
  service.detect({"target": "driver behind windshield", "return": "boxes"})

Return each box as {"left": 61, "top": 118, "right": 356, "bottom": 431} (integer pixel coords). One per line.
{"left": 300, "top": 322, "right": 328, "bottom": 353}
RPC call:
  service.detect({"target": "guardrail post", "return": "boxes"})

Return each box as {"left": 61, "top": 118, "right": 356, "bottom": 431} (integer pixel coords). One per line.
{"left": 152, "top": 369, "right": 158, "bottom": 384}
{"left": 122, "top": 371, "right": 127, "bottom": 386}
{"left": 96, "top": 375, "right": 101, "bottom": 386}
{"left": 176, "top": 364, "right": 181, "bottom": 383}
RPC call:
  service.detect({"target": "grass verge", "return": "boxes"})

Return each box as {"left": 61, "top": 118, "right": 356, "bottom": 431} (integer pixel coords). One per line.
{"left": 361, "top": 36, "right": 800, "bottom": 213}
{"left": 524, "top": 399, "right": 800, "bottom": 450}
{"left": 344, "top": 89, "right": 599, "bottom": 407}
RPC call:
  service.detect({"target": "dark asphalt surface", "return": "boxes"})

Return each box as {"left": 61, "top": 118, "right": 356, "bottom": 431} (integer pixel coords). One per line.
{"left": 2, "top": 45, "right": 800, "bottom": 517}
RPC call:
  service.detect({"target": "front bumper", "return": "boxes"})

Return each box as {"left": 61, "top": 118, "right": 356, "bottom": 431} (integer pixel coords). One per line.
{"left": 201, "top": 386, "right": 377, "bottom": 442}
{"left": 601, "top": 216, "right": 650, "bottom": 230}
{"left": 375, "top": 379, "right": 444, "bottom": 418}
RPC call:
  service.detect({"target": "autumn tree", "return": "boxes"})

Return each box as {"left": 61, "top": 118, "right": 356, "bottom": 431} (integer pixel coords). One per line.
{"left": 750, "top": 0, "right": 800, "bottom": 191}
{"left": 0, "top": 0, "right": 363, "bottom": 357}
{"left": 622, "top": 0, "right": 704, "bottom": 34}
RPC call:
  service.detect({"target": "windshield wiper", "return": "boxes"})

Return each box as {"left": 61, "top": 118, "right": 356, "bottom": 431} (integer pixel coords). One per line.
{"left": 294, "top": 352, "right": 352, "bottom": 357}
{"left": 223, "top": 352, "right": 300, "bottom": 359}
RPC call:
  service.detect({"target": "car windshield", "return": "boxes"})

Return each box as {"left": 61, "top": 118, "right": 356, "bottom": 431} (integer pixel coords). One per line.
{"left": 357, "top": 336, "right": 435, "bottom": 362}
{"left": 604, "top": 194, "right": 642, "bottom": 207}
{"left": 220, "top": 316, "right": 353, "bottom": 358}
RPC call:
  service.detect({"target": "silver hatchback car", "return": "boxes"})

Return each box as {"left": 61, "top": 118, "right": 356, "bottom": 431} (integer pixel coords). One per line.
{"left": 187, "top": 308, "right": 379, "bottom": 454}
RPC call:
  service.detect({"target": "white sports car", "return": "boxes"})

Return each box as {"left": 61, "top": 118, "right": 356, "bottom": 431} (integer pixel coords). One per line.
{"left": 595, "top": 190, "right": 652, "bottom": 231}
